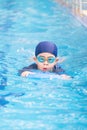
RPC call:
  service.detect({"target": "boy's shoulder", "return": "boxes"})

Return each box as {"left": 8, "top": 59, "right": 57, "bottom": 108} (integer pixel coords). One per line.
{"left": 53, "top": 64, "right": 65, "bottom": 75}
{"left": 23, "top": 63, "right": 38, "bottom": 71}
{"left": 19, "top": 63, "right": 37, "bottom": 75}
{"left": 27, "top": 63, "right": 38, "bottom": 69}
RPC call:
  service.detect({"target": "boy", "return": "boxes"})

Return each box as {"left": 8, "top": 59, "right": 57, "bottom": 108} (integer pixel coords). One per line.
{"left": 19, "top": 41, "right": 71, "bottom": 80}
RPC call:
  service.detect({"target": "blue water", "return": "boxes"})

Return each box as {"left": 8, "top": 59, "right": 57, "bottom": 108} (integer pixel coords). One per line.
{"left": 0, "top": 0, "right": 87, "bottom": 130}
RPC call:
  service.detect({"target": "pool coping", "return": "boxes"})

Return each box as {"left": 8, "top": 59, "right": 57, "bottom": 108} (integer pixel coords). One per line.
{"left": 75, "top": 14, "right": 87, "bottom": 28}
{"left": 55, "top": 0, "right": 87, "bottom": 28}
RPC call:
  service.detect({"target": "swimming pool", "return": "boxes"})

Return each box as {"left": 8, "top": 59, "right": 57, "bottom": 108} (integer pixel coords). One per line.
{"left": 0, "top": 0, "right": 87, "bottom": 129}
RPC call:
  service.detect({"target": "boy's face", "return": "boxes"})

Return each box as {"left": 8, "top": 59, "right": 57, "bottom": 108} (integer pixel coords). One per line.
{"left": 33, "top": 52, "right": 58, "bottom": 72}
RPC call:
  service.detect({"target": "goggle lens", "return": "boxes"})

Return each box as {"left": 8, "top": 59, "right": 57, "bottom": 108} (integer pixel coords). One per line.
{"left": 37, "top": 56, "right": 55, "bottom": 63}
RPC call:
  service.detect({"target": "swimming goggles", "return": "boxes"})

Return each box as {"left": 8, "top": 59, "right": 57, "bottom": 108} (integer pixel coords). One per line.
{"left": 37, "top": 56, "right": 56, "bottom": 63}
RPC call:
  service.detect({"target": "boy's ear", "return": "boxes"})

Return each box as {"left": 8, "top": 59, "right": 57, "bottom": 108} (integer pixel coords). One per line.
{"left": 33, "top": 56, "right": 37, "bottom": 62}
{"left": 58, "top": 57, "right": 66, "bottom": 63}
{"left": 55, "top": 57, "right": 59, "bottom": 63}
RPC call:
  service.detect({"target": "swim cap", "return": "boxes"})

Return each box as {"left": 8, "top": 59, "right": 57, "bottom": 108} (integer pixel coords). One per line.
{"left": 35, "top": 41, "right": 58, "bottom": 57}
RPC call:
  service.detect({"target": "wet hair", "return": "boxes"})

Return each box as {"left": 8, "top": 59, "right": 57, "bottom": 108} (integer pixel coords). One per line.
{"left": 35, "top": 41, "right": 58, "bottom": 57}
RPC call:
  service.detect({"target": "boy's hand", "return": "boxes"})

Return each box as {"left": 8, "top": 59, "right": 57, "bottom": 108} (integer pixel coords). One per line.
{"left": 60, "top": 74, "right": 72, "bottom": 80}
{"left": 21, "top": 71, "right": 34, "bottom": 77}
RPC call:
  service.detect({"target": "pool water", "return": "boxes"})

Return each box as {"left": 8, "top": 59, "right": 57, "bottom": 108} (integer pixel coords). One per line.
{"left": 0, "top": 0, "right": 87, "bottom": 130}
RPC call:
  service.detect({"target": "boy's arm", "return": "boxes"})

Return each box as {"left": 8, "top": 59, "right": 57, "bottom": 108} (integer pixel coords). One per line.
{"left": 54, "top": 64, "right": 72, "bottom": 80}
{"left": 18, "top": 63, "right": 37, "bottom": 77}
{"left": 18, "top": 66, "right": 30, "bottom": 76}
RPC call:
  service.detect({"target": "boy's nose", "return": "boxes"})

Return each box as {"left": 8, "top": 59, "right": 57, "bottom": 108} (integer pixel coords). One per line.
{"left": 44, "top": 61, "right": 48, "bottom": 65}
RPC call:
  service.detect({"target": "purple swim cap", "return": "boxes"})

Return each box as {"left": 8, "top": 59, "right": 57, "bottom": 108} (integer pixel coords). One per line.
{"left": 35, "top": 41, "right": 58, "bottom": 57}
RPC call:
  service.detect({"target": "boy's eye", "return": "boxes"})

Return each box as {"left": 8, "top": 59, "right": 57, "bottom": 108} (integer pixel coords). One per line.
{"left": 48, "top": 57, "right": 55, "bottom": 63}
{"left": 37, "top": 56, "right": 45, "bottom": 63}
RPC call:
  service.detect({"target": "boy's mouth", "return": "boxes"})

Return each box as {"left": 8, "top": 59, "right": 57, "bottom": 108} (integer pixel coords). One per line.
{"left": 43, "top": 68, "right": 48, "bottom": 71}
